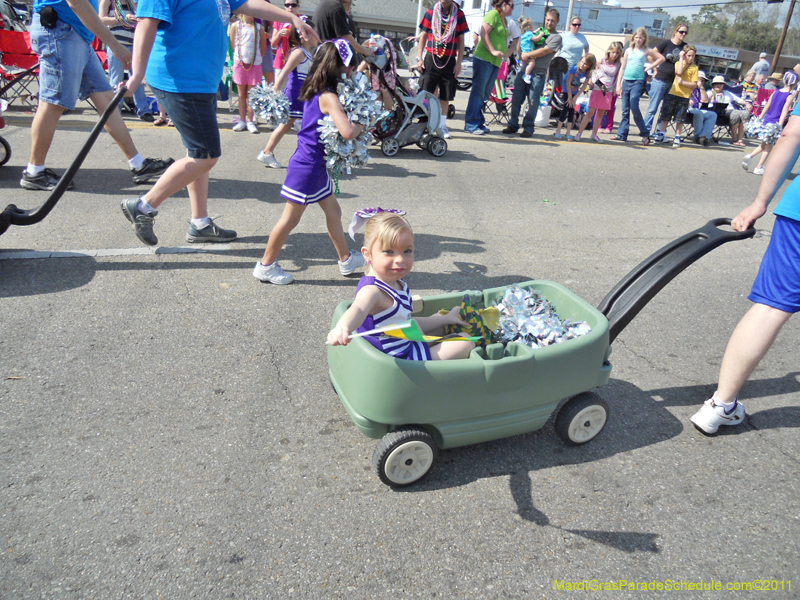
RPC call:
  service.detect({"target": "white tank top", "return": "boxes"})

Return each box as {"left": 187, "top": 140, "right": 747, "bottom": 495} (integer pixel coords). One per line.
{"left": 234, "top": 21, "right": 262, "bottom": 67}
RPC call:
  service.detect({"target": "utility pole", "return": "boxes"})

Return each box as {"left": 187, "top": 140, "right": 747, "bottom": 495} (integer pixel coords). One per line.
{"left": 771, "top": 0, "right": 797, "bottom": 72}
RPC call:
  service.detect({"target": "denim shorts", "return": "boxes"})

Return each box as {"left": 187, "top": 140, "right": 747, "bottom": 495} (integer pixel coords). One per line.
{"left": 30, "top": 14, "right": 112, "bottom": 110}
{"left": 150, "top": 87, "right": 221, "bottom": 159}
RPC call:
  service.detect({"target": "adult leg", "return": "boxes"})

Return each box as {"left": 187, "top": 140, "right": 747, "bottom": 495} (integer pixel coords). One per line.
{"left": 260, "top": 201, "right": 307, "bottom": 265}
{"left": 698, "top": 111, "right": 717, "bottom": 140}
{"left": 317, "top": 195, "right": 350, "bottom": 261}
{"left": 464, "top": 57, "right": 496, "bottom": 132}
{"left": 643, "top": 78, "right": 669, "bottom": 133}
{"left": 142, "top": 157, "right": 219, "bottom": 209}
{"left": 28, "top": 101, "right": 66, "bottom": 166}
{"left": 521, "top": 71, "right": 545, "bottom": 133}
{"left": 715, "top": 303, "right": 792, "bottom": 403}
{"left": 506, "top": 69, "right": 530, "bottom": 131}
{"left": 615, "top": 80, "right": 632, "bottom": 140}
{"left": 89, "top": 90, "right": 138, "bottom": 160}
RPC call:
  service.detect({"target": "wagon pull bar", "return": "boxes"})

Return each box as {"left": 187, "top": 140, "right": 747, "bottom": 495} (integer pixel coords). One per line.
{"left": 597, "top": 218, "right": 755, "bottom": 344}
{"left": 0, "top": 86, "right": 126, "bottom": 236}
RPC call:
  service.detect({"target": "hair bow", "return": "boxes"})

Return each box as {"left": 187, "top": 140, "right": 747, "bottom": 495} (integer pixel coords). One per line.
{"left": 348, "top": 207, "right": 407, "bottom": 240}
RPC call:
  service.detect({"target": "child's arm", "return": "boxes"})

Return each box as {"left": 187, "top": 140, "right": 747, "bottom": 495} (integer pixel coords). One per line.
{"left": 779, "top": 93, "right": 793, "bottom": 125}
{"left": 646, "top": 48, "right": 665, "bottom": 72}
{"left": 615, "top": 49, "right": 628, "bottom": 96}
{"left": 319, "top": 91, "right": 364, "bottom": 140}
{"left": 228, "top": 22, "right": 236, "bottom": 54}
{"left": 274, "top": 46, "right": 305, "bottom": 91}
{"left": 259, "top": 24, "right": 268, "bottom": 56}
{"left": 532, "top": 30, "right": 546, "bottom": 42}
{"left": 414, "top": 307, "right": 469, "bottom": 334}
{"left": 565, "top": 71, "right": 576, "bottom": 102}
{"left": 328, "top": 286, "right": 387, "bottom": 346}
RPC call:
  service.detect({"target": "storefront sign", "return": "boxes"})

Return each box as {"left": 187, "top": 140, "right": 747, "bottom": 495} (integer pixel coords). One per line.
{"left": 694, "top": 44, "right": 738, "bottom": 60}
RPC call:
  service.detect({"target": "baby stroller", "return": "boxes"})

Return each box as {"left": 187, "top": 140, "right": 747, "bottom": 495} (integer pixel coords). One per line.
{"left": 369, "top": 36, "right": 447, "bottom": 158}
{"left": 547, "top": 57, "right": 569, "bottom": 122}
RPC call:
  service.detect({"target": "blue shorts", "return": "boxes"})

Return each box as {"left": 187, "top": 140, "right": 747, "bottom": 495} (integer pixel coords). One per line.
{"left": 150, "top": 87, "right": 221, "bottom": 159}
{"left": 749, "top": 215, "right": 800, "bottom": 313}
{"left": 29, "top": 15, "right": 112, "bottom": 110}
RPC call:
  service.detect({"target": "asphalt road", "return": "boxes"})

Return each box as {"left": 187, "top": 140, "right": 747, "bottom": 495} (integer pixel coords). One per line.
{"left": 1, "top": 97, "right": 798, "bottom": 599}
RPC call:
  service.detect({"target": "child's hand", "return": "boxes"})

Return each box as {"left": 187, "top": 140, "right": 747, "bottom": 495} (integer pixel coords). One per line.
{"left": 327, "top": 325, "right": 351, "bottom": 346}
{"left": 442, "top": 306, "right": 469, "bottom": 328}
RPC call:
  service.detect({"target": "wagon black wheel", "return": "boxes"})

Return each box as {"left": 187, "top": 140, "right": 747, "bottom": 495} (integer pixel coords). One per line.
{"left": 0, "top": 137, "right": 10, "bottom": 167}
{"left": 455, "top": 80, "right": 471, "bottom": 91}
{"left": 381, "top": 138, "right": 399, "bottom": 157}
{"left": 447, "top": 104, "right": 455, "bottom": 119}
{"left": 555, "top": 392, "right": 609, "bottom": 446}
{"left": 372, "top": 427, "right": 438, "bottom": 487}
{"left": 427, "top": 136, "right": 447, "bottom": 157}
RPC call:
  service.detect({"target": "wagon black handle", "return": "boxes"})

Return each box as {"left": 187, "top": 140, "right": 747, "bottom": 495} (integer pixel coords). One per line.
{"left": 0, "top": 85, "right": 126, "bottom": 236}
{"left": 598, "top": 218, "right": 756, "bottom": 344}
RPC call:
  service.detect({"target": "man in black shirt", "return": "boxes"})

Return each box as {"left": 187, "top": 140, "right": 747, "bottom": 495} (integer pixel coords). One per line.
{"left": 313, "top": 0, "right": 373, "bottom": 56}
{"left": 644, "top": 23, "right": 688, "bottom": 138}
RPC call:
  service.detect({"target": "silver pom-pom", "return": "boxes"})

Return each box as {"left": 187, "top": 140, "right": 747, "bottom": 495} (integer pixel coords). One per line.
{"left": 317, "top": 72, "right": 385, "bottom": 176}
{"left": 248, "top": 85, "right": 290, "bottom": 128}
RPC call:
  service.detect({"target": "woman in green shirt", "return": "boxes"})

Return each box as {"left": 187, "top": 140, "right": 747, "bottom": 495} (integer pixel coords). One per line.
{"left": 464, "top": 0, "right": 512, "bottom": 134}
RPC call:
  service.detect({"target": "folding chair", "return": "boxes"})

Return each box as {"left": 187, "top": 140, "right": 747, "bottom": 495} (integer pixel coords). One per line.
{"left": 482, "top": 62, "right": 512, "bottom": 125}
{"left": 0, "top": 29, "right": 38, "bottom": 107}
{"left": 710, "top": 103, "right": 732, "bottom": 142}
{"left": 750, "top": 88, "right": 774, "bottom": 118}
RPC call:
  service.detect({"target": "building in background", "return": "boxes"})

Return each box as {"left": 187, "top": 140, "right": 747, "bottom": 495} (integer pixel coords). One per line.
{"left": 299, "top": 0, "right": 417, "bottom": 44}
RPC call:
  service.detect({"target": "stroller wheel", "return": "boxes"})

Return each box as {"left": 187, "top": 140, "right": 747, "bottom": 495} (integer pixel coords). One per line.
{"left": 447, "top": 104, "right": 456, "bottom": 119}
{"left": 381, "top": 138, "right": 400, "bottom": 157}
{"left": 0, "top": 137, "right": 10, "bottom": 167}
{"left": 417, "top": 133, "right": 431, "bottom": 149}
{"left": 427, "top": 137, "right": 447, "bottom": 157}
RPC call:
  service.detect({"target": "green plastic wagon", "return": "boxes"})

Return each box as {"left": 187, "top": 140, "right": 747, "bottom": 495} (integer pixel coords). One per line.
{"left": 328, "top": 219, "right": 755, "bottom": 487}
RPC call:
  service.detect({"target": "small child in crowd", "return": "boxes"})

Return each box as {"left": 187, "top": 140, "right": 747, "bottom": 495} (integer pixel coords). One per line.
{"left": 327, "top": 211, "right": 475, "bottom": 361}
{"left": 256, "top": 20, "right": 316, "bottom": 168}
{"left": 229, "top": 14, "right": 267, "bottom": 133}
{"left": 575, "top": 41, "right": 622, "bottom": 143}
{"left": 743, "top": 71, "right": 799, "bottom": 175}
{"left": 253, "top": 41, "right": 366, "bottom": 285}
{"left": 554, "top": 53, "right": 596, "bottom": 140}
{"left": 654, "top": 45, "right": 699, "bottom": 147}
{"left": 519, "top": 17, "right": 549, "bottom": 85}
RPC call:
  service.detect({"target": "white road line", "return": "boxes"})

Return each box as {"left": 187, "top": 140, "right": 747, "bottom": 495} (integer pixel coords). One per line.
{"left": 0, "top": 244, "right": 234, "bottom": 260}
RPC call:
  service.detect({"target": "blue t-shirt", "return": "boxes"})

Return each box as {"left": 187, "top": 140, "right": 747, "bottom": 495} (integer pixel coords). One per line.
{"left": 136, "top": 0, "right": 247, "bottom": 94}
{"left": 773, "top": 103, "right": 800, "bottom": 221}
{"left": 562, "top": 65, "right": 586, "bottom": 96}
{"left": 34, "top": 0, "right": 97, "bottom": 43}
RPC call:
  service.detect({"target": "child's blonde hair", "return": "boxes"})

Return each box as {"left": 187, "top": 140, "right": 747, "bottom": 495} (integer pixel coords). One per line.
{"left": 632, "top": 27, "right": 648, "bottom": 48}
{"left": 363, "top": 212, "right": 413, "bottom": 259}
{"left": 518, "top": 17, "right": 534, "bottom": 33}
{"left": 605, "top": 41, "right": 623, "bottom": 63}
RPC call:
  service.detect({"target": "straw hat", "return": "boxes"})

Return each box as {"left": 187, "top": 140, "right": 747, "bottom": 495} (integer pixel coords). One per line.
{"left": 697, "top": 70, "right": 708, "bottom": 80}
{"left": 769, "top": 72, "right": 782, "bottom": 80}
{"left": 711, "top": 75, "right": 726, "bottom": 85}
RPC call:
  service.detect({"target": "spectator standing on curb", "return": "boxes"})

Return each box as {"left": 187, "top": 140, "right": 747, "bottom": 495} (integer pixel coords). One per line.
{"left": 416, "top": 0, "right": 468, "bottom": 140}
{"left": 314, "top": 0, "right": 373, "bottom": 56}
{"left": 463, "top": 0, "right": 511, "bottom": 135}
{"left": 556, "top": 16, "right": 588, "bottom": 69}
{"left": 22, "top": 0, "right": 173, "bottom": 191}
{"left": 643, "top": 23, "right": 687, "bottom": 137}
{"left": 690, "top": 104, "right": 800, "bottom": 435}
{"left": 98, "top": 0, "right": 154, "bottom": 121}
{"left": 653, "top": 45, "right": 698, "bottom": 147}
{"left": 119, "top": 0, "right": 315, "bottom": 246}
{"left": 751, "top": 52, "right": 770, "bottom": 80}
{"left": 502, "top": 8, "right": 561, "bottom": 138}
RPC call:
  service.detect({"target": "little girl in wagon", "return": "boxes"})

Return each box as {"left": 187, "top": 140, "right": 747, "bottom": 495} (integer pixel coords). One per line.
{"left": 327, "top": 209, "right": 475, "bottom": 361}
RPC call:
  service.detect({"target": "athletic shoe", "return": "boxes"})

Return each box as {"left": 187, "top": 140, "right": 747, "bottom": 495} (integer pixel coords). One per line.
{"left": 246, "top": 121, "right": 259, "bottom": 134}
{"left": 131, "top": 157, "right": 174, "bottom": 184}
{"left": 672, "top": 136, "right": 681, "bottom": 148}
{"left": 20, "top": 168, "right": 74, "bottom": 191}
{"left": 480, "top": 125, "right": 490, "bottom": 133}
{"left": 591, "top": 134, "right": 603, "bottom": 143}
{"left": 338, "top": 250, "right": 366, "bottom": 276}
{"left": 502, "top": 126, "right": 518, "bottom": 134}
{"left": 690, "top": 397, "right": 746, "bottom": 435}
{"left": 185, "top": 218, "right": 237, "bottom": 243}
{"left": 466, "top": 128, "right": 484, "bottom": 135}
{"left": 232, "top": 121, "right": 247, "bottom": 132}
{"left": 654, "top": 132, "right": 665, "bottom": 143}
{"left": 441, "top": 126, "right": 452, "bottom": 139}
{"left": 253, "top": 261, "right": 294, "bottom": 285}
{"left": 741, "top": 155, "right": 752, "bottom": 171}
{"left": 753, "top": 166, "right": 765, "bottom": 176}
{"left": 257, "top": 151, "right": 283, "bottom": 168}
{"left": 121, "top": 197, "right": 158, "bottom": 246}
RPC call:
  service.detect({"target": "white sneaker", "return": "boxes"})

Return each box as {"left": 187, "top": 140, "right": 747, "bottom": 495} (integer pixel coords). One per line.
{"left": 292, "top": 121, "right": 301, "bottom": 131}
{"left": 753, "top": 166, "right": 765, "bottom": 176}
{"left": 741, "top": 154, "right": 752, "bottom": 171}
{"left": 232, "top": 121, "right": 247, "bottom": 132}
{"left": 257, "top": 151, "right": 283, "bottom": 168}
{"left": 338, "top": 250, "right": 366, "bottom": 276}
{"left": 690, "top": 397, "right": 746, "bottom": 435}
{"left": 246, "top": 121, "right": 259, "bottom": 134}
{"left": 253, "top": 261, "right": 294, "bottom": 285}
{"left": 672, "top": 136, "right": 681, "bottom": 148}
{"left": 441, "top": 126, "right": 451, "bottom": 139}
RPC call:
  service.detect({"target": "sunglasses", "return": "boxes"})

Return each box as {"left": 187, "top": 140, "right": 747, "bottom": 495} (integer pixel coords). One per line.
{"left": 285, "top": 3, "right": 298, "bottom": 7}
{"left": 677, "top": 30, "right": 688, "bottom": 34}
{"left": 571, "top": 22, "right": 581, "bottom": 27}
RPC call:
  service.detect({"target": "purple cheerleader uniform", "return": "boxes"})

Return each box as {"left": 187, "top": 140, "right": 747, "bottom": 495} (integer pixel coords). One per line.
{"left": 284, "top": 48, "right": 312, "bottom": 119}
{"left": 356, "top": 276, "right": 431, "bottom": 361}
{"left": 280, "top": 91, "right": 334, "bottom": 205}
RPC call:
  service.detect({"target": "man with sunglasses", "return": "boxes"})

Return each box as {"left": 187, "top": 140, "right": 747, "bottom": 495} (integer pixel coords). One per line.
{"left": 314, "top": 0, "right": 373, "bottom": 57}
{"left": 644, "top": 23, "right": 688, "bottom": 142}
{"left": 557, "top": 17, "right": 588, "bottom": 69}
